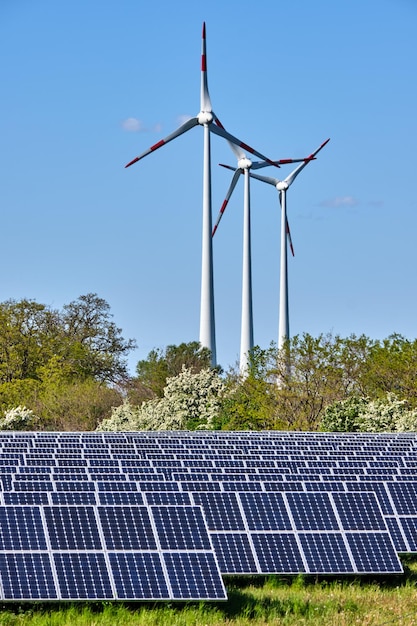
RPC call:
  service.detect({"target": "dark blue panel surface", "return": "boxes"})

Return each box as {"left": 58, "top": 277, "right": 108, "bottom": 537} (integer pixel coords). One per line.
{"left": 398, "top": 517, "right": 417, "bottom": 551}
{"left": 332, "top": 492, "right": 387, "bottom": 530}
{"left": 45, "top": 506, "right": 102, "bottom": 550}
{"left": 299, "top": 534, "right": 354, "bottom": 573}
{"left": 163, "top": 552, "right": 226, "bottom": 600}
{"left": 0, "top": 507, "right": 47, "bottom": 550}
{"left": 192, "top": 492, "right": 245, "bottom": 530}
{"left": 385, "top": 517, "right": 409, "bottom": 552}
{"left": 239, "top": 492, "right": 292, "bottom": 530}
{"left": 346, "top": 533, "right": 403, "bottom": 572}
{"left": 152, "top": 506, "right": 211, "bottom": 550}
{"left": 251, "top": 533, "right": 306, "bottom": 573}
{"left": 0, "top": 553, "right": 57, "bottom": 600}
{"left": 54, "top": 553, "right": 113, "bottom": 599}
{"left": 109, "top": 553, "right": 169, "bottom": 599}
{"left": 211, "top": 533, "right": 257, "bottom": 574}
{"left": 286, "top": 492, "right": 339, "bottom": 531}
{"left": 99, "top": 506, "right": 157, "bottom": 550}
{"left": 388, "top": 483, "right": 417, "bottom": 515}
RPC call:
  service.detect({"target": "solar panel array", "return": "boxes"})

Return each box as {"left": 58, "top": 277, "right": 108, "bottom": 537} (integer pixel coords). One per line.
{"left": 0, "top": 430, "right": 415, "bottom": 601}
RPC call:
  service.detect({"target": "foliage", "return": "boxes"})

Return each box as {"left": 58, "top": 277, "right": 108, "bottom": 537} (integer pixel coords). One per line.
{"left": 0, "top": 294, "right": 132, "bottom": 430}
{"left": 320, "top": 393, "right": 417, "bottom": 432}
{"left": 135, "top": 341, "right": 214, "bottom": 398}
{"left": 97, "top": 366, "right": 226, "bottom": 431}
{"left": 0, "top": 405, "right": 39, "bottom": 430}
{"left": 0, "top": 294, "right": 136, "bottom": 388}
{"left": 216, "top": 346, "right": 283, "bottom": 430}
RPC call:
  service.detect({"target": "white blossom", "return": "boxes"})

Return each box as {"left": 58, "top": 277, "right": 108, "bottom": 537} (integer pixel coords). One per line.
{"left": 96, "top": 367, "right": 226, "bottom": 432}
{"left": 0, "top": 406, "right": 39, "bottom": 431}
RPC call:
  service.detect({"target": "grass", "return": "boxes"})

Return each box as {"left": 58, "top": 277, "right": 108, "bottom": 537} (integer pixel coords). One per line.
{"left": 1, "top": 559, "right": 417, "bottom": 626}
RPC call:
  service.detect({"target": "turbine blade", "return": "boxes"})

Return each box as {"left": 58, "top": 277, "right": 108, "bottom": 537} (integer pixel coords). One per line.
{"left": 284, "top": 137, "right": 330, "bottom": 187}
{"left": 212, "top": 169, "right": 242, "bottom": 236}
{"left": 125, "top": 117, "right": 199, "bottom": 167}
{"left": 209, "top": 124, "right": 279, "bottom": 167}
{"left": 214, "top": 117, "right": 246, "bottom": 161}
{"left": 286, "top": 219, "right": 295, "bottom": 256}
{"left": 279, "top": 190, "right": 295, "bottom": 257}
{"left": 219, "top": 163, "right": 238, "bottom": 172}
{"left": 200, "top": 22, "right": 212, "bottom": 112}
{"left": 248, "top": 170, "right": 279, "bottom": 187}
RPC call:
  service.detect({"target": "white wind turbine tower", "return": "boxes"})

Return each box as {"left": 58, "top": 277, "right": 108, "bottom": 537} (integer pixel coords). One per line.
{"left": 249, "top": 138, "right": 330, "bottom": 351}
{"left": 125, "top": 23, "right": 278, "bottom": 367}
{"left": 213, "top": 149, "right": 307, "bottom": 376}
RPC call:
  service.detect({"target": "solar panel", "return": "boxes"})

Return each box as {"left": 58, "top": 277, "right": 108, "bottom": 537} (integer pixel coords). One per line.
{"left": 1, "top": 429, "right": 415, "bottom": 599}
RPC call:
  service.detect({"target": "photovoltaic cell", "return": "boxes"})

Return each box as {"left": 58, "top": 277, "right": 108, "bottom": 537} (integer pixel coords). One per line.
{"left": 211, "top": 533, "right": 257, "bottom": 574}
{"left": 54, "top": 553, "right": 113, "bottom": 599}
{"left": 151, "top": 506, "right": 212, "bottom": 550}
{"left": 163, "top": 552, "right": 227, "bottom": 600}
{"left": 299, "top": 533, "right": 354, "bottom": 573}
{"left": 239, "top": 492, "right": 292, "bottom": 530}
{"left": 191, "top": 492, "right": 245, "bottom": 530}
{"left": 251, "top": 533, "right": 306, "bottom": 573}
{"left": 332, "top": 492, "right": 387, "bottom": 530}
{"left": 99, "top": 506, "right": 157, "bottom": 550}
{"left": 0, "top": 553, "right": 57, "bottom": 600}
{"left": 45, "top": 506, "right": 102, "bottom": 550}
{"left": 109, "top": 552, "right": 169, "bottom": 599}
{"left": 285, "top": 492, "right": 339, "bottom": 531}
{"left": 0, "top": 507, "right": 47, "bottom": 550}
{"left": 346, "top": 533, "right": 403, "bottom": 573}
{"left": 385, "top": 517, "right": 409, "bottom": 552}
{"left": 397, "top": 517, "right": 417, "bottom": 551}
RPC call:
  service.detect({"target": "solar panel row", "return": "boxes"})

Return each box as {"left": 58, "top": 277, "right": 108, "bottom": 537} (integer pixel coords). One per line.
{"left": 0, "top": 430, "right": 415, "bottom": 601}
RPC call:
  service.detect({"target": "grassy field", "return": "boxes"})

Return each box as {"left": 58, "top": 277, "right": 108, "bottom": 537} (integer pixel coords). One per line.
{"left": 0, "top": 558, "right": 416, "bottom": 626}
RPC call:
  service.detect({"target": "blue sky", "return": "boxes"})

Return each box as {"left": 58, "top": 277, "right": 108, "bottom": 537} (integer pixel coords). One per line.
{"left": 1, "top": 0, "right": 416, "bottom": 374}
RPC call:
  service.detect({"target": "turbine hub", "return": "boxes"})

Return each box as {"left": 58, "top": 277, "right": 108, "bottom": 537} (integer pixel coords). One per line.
{"left": 277, "top": 181, "right": 289, "bottom": 191}
{"left": 238, "top": 157, "right": 252, "bottom": 170}
{"left": 198, "top": 111, "right": 213, "bottom": 125}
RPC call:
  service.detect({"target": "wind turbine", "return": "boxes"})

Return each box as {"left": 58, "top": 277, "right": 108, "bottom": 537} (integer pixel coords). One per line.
{"left": 125, "top": 23, "right": 278, "bottom": 367}
{"left": 248, "top": 138, "right": 330, "bottom": 351}
{"left": 213, "top": 149, "right": 313, "bottom": 376}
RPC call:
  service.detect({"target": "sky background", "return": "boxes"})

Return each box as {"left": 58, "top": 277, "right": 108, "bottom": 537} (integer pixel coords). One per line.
{"left": 1, "top": 0, "right": 416, "bottom": 375}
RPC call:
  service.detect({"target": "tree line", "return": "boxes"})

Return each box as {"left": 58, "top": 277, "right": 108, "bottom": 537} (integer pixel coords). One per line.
{"left": 1, "top": 294, "right": 417, "bottom": 432}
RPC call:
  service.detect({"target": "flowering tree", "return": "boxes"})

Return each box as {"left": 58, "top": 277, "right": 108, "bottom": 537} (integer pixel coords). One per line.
{"left": 0, "top": 406, "right": 39, "bottom": 430}
{"left": 97, "top": 366, "right": 226, "bottom": 431}
{"left": 320, "top": 394, "right": 417, "bottom": 432}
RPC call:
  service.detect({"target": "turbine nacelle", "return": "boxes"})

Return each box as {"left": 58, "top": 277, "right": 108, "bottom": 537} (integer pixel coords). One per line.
{"left": 198, "top": 111, "right": 214, "bottom": 125}
{"left": 238, "top": 156, "right": 252, "bottom": 170}
{"left": 277, "top": 181, "right": 289, "bottom": 191}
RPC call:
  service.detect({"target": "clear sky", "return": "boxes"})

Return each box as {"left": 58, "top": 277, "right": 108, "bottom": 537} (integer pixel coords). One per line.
{"left": 1, "top": 0, "right": 416, "bottom": 374}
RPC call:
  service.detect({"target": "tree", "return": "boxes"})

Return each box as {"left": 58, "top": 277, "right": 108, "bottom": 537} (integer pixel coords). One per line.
{"left": 61, "top": 293, "right": 137, "bottom": 383}
{"left": 320, "top": 393, "right": 417, "bottom": 433}
{"left": 135, "top": 341, "right": 214, "bottom": 398}
{"left": 0, "top": 406, "right": 39, "bottom": 431}
{"left": 97, "top": 366, "right": 226, "bottom": 432}
{"left": 359, "top": 334, "right": 417, "bottom": 404}
{"left": 216, "top": 346, "right": 283, "bottom": 430}
{"left": 0, "top": 294, "right": 134, "bottom": 429}
{"left": 0, "top": 299, "right": 59, "bottom": 383}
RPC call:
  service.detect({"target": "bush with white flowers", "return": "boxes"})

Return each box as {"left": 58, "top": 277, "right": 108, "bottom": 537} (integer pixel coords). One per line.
{"left": 0, "top": 406, "right": 39, "bottom": 431}
{"left": 320, "top": 393, "right": 417, "bottom": 432}
{"left": 97, "top": 366, "right": 226, "bottom": 431}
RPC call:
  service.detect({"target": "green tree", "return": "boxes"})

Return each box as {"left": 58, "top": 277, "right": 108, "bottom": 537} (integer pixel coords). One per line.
{"left": 320, "top": 393, "right": 417, "bottom": 433}
{"left": 97, "top": 366, "right": 225, "bottom": 432}
{"left": 61, "top": 293, "right": 137, "bottom": 383}
{"left": 359, "top": 334, "right": 417, "bottom": 403}
{"left": 216, "top": 346, "right": 282, "bottom": 430}
{"left": 135, "top": 341, "right": 214, "bottom": 399}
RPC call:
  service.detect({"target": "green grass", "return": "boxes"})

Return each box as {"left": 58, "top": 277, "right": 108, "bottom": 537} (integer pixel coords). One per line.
{"left": 1, "top": 559, "right": 417, "bottom": 626}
